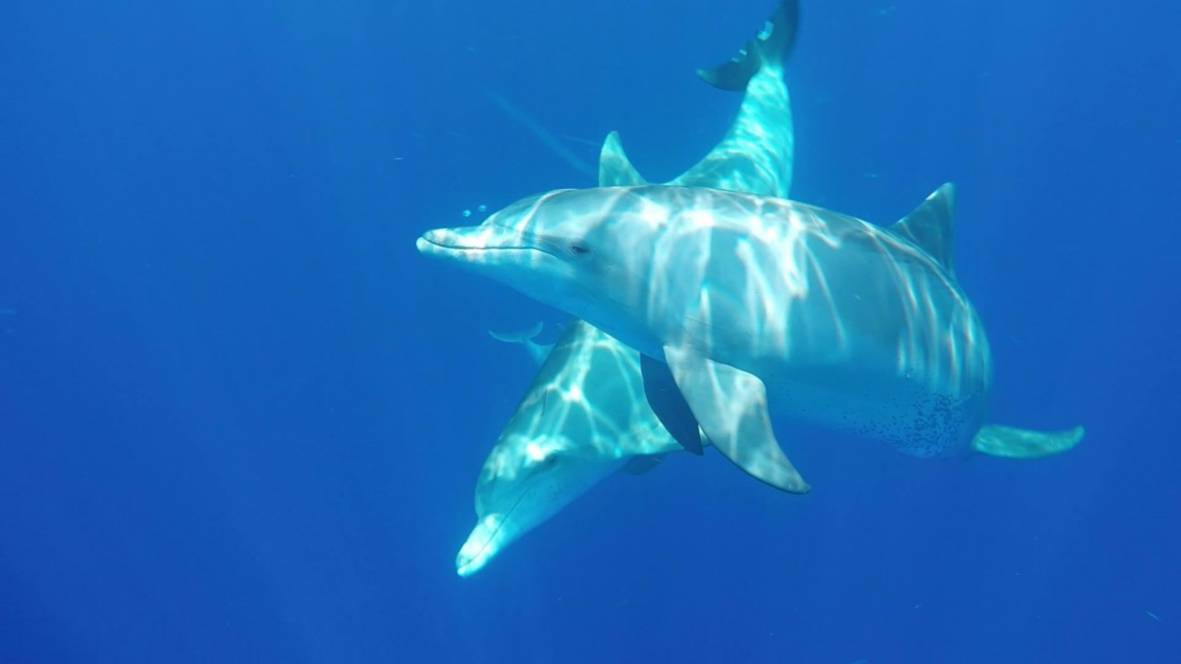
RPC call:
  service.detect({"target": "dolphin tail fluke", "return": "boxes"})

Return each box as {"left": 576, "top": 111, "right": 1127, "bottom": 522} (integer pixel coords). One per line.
{"left": 696, "top": 0, "right": 799, "bottom": 91}
{"left": 598, "top": 131, "right": 647, "bottom": 186}
{"left": 488, "top": 322, "right": 553, "bottom": 366}
{"left": 971, "top": 424, "right": 1085, "bottom": 459}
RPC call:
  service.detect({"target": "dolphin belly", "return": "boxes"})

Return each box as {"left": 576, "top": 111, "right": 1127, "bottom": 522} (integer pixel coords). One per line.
{"left": 766, "top": 368, "right": 988, "bottom": 458}
{"left": 758, "top": 229, "right": 992, "bottom": 457}
{"left": 660, "top": 193, "right": 994, "bottom": 459}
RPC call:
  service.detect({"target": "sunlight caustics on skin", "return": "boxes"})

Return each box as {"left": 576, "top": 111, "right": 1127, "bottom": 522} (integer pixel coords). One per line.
{"left": 420, "top": 181, "right": 1084, "bottom": 493}
{"left": 445, "top": 1, "right": 805, "bottom": 576}
{"left": 427, "top": 0, "right": 1083, "bottom": 578}
{"left": 446, "top": 56, "right": 801, "bottom": 574}
{"left": 454, "top": 322, "right": 689, "bottom": 576}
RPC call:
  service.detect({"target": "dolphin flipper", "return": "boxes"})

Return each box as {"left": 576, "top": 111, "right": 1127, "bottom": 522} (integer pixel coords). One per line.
{"left": 662, "top": 345, "right": 810, "bottom": 493}
{"left": 697, "top": 0, "right": 799, "bottom": 91}
{"left": 641, "top": 354, "right": 704, "bottom": 455}
{"left": 621, "top": 456, "right": 664, "bottom": 475}
{"left": 488, "top": 322, "right": 553, "bottom": 365}
{"left": 598, "top": 131, "right": 647, "bottom": 186}
{"left": 971, "top": 424, "right": 1085, "bottom": 459}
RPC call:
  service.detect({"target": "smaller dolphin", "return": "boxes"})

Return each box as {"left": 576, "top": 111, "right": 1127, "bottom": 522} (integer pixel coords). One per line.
{"left": 419, "top": 184, "right": 1084, "bottom": 493}
{"left": 456, "top": 322, "right": 695, "bottom": 576}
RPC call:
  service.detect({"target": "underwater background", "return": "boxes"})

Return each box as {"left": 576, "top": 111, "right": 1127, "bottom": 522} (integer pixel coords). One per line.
{"left": 2, "top": 0, "right": 1179, "bottom": 662}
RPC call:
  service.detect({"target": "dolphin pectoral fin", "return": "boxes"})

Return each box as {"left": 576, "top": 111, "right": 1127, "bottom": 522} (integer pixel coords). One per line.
{"left": 641, "top": 353, "right": 704, "bottom": 455}
{"left": 971, "top": 424, "right": 1085, "bottom": 459}
{"left": 663, "top": 345, "right": 810, "bottom": 494}
{"left": 621, "top": 455, "right": 664, "bottom": 475}
{"left": 488, "top": 321, "right": 543, "bottom": 344}
{"left": 598, "top": 131, "right": 647, "bottom": 186}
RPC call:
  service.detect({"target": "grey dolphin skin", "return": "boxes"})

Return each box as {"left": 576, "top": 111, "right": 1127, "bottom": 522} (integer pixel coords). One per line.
{"left": 420, "top": 185, "right": 1084, "bottom": 493}
{"left": 453, "top": 1, "right": 801, "bottom": 577}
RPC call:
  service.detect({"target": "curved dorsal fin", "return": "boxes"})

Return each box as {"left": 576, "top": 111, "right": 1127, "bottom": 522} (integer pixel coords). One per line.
{"left": 890, "top": 183, "right": 956, "bottom": 273}
{"left": 597, "top": 131, "right": 647, "bottom": 186}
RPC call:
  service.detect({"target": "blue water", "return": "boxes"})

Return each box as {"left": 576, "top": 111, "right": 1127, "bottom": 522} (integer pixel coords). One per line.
{"left": 2, "top": 1, "right": 1178, "bottom": 661}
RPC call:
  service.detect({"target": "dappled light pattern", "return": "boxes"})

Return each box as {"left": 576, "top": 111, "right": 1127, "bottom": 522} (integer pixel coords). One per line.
{"left": 672, "top": 64, "right": 794, "bottom": 197}
{"left": 456, "top": 321, "right": 684, "bottom": 576}
{"left": 420, "top": 184, "right": 994, "bottom": 478}
{"left": 442, "top": 31, "right": 798, "bottom": 575}
{"left": 421, "top": 0, "right": 1085, "bottom": 575}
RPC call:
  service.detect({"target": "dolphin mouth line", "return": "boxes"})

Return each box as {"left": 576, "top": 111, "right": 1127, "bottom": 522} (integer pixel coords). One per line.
{"left": 418, "top": 235, "right": 560, "bottom": 260}
{"left": 457, "top": 480, "right": 538, "bottom": 576}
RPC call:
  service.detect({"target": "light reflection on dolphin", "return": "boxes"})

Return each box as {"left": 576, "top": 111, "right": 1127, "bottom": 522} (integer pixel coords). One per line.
{"left": 454, "top": 0, "right": 800, "bottom": 576}
{"left": 420, "top": 184, "right": 1085, "bottom": 495}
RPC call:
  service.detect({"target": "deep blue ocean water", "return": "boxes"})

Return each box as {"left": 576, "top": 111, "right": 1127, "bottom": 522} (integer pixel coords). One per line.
{"left": 2, "top": 1, "right": 1179, "bottom": 661}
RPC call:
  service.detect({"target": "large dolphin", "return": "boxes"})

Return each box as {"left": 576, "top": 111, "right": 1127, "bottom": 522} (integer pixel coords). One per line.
{"left": 419, "top": 183, "right": 1085, "bottom": 494}
{"left": 454, "top": 1, "right": 800, "bottom": 576}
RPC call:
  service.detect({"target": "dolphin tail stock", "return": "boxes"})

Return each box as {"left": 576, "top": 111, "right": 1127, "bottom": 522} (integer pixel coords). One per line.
{"left": 971, "top": 424, "right": 1086, "bottom": 459}
{"left": 488, "top": 322, "right": 554, "bottom": 366}
{"left": 696, "top": 0, "right": 800, "bottom": 91}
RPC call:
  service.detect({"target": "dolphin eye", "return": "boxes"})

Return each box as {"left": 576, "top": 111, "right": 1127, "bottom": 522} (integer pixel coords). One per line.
{"left": 525, "top": 443, "right": 562, "bottom": 468}
{"left": 568, "top": 243, "right": 590, "bottom": 257}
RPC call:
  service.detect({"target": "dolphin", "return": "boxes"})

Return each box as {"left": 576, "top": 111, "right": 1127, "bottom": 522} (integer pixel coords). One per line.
{"left": 453, "top": 0, "right": 801, "bottom": 576}
{"left": 419, "top": 184, "right": 1085, "bottom": 494}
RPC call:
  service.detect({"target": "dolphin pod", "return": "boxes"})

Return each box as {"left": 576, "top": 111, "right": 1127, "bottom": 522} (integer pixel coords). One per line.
{"left": 454, "top": 0, "right": 800, "bottom": 577}
{"left": 424, "top": 0, "right": 1083, "bottom": 575}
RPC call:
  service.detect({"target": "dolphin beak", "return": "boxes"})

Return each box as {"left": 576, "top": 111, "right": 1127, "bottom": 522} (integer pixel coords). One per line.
{"left": 455, "top": 514, "right": 509, "bottom": 577}
{"left": 416, "top": 226, "right": 481, "bottom": 262}
{"left": 417, "top": 225, "right": 538, "bottom": 265}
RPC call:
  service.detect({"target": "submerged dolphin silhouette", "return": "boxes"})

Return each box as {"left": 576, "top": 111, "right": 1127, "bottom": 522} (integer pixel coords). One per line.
{"left": 453, "top": 0, "right": 800, "bottom": 576}
{"left": 420, "top": 184, "right": 1084, "bottom": 494}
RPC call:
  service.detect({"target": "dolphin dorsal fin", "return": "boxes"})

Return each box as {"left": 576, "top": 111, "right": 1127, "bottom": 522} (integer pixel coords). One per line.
{"left": 597, "top": 131, "right": 647, "bottom": 186}
{"left": 890, "top": 183, "right": 956, "bottom": 274}
{"left": 696, "top": 0, "right": 799, "bottom": 91}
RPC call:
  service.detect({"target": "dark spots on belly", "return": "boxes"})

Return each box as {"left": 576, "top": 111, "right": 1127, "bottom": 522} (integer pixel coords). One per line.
{"left": 861, "top": 393, "right": 972, "bottom": 459}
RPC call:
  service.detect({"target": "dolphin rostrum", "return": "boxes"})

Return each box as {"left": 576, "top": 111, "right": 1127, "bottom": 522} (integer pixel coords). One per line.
{"left": 419, "top": 184, "right": 1085, "bottom": 494}
{"left": 453, "top": 0, "right": 800, "bottom": 576}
